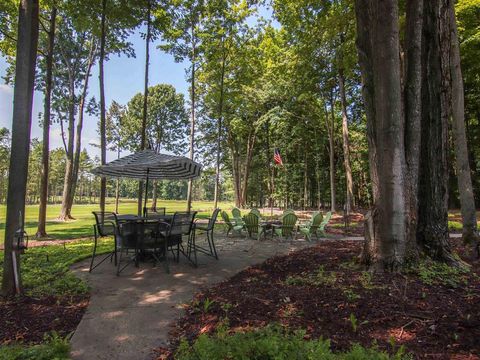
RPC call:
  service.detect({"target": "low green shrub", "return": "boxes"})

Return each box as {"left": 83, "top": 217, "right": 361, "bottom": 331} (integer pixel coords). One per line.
{"left": 175, "top": 325, "right": 411, "bottom": 360}
{"left": 285, "top": 266, "right": 337, "bottom": 287}
{"left": 0, "top": 333, "right": 70, "bottom": 360}
{"left": 0, "top": 238, "right": 113, "bottom": 297}
{"left": 415, "top": 260, "right": 470, "bottom": 288}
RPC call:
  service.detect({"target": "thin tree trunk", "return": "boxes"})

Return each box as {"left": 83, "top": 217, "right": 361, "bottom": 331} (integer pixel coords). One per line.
{"left": 68, "top": 41, "right": 96, "bottom": 215}
{"left": 447, "top": 1, "right": 479, "bottom": 246}
{"left": 115, "top": 148, "right": 120, "bottom": 213}
{"left": 151, "top": 181, "right": 157, "bottom": 210}
{"left": 2, "top": 0, "right": 39, "bottom": 296}
{"left": 240, "top": 130, "right": 256, "bottom": 207}
{"left": 213, "top": 48, "right": 226, "bottom": 209}
{"left": 58, "top": 75, "right": 76, "bottom": 220}
{"left": 326, "top": 98, "right": 336, "bottom": 213}
{"left": 138, "top": 0, "right": 151, "bottom": 216}
{"left": 99, "top": 0, "right": 107, "bottom": 214}
{"left": 36, "top": 7, "right": 56, "bottom": 238}
{"left": 186, "top": 47, "right": 196, "bottom": 212}
{"left": 338, "top": 66, "right": 354, "bottom": 214}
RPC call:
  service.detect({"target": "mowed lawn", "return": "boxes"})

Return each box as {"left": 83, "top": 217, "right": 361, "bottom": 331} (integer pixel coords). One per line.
{"left": 0, "top": 199, "right": 234, "bottom": 240}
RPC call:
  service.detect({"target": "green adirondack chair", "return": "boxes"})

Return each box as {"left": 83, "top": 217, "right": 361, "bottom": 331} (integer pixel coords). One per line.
{"left": 273, "top": 213, "right": 298, "bottom": 240}
{"left": 231, "top": 207, "right": 245, "bottom": 227}
{"left": 243, "top": 213, "right": 264, "bottom": 240}
{"left": 250, "top": 208, "right": 261, "bottom": 218}
{"left": 298, "top": 211, "right": 323, "bottom": 241}
{"left": 221, "top": 211, "right": 243, "bottom": 236}
{"left": 318, "top": 211, "right": 332, "bottom": 237}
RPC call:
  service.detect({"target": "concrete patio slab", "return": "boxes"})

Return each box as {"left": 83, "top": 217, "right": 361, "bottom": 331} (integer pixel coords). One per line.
{"left": 69, "top": 234, "right": 315, "bottom": 360}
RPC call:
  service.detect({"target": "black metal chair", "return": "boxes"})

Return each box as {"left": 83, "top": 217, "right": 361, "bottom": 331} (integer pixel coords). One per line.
{"left": 160, "top": 211, "right": 197, "bottom": 266}
{"left": 116, "top": 219, "right": 171, "bottom": 275}
{"left": 90, "top": 211, "right": 119, "bottom": 272}
{"left": 193, "top": 208, "right": 221, "bottom": 260}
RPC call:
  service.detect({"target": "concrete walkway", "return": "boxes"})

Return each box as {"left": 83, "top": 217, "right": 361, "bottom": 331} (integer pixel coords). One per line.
{"left": 69, "top": 234, "right": 314, "bottom": 360}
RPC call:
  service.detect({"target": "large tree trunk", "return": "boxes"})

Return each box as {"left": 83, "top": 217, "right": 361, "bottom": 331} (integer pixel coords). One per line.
{"left": 99, "top": 0, "right": 107, "bottom": 214}
{"left": 2, "top": 0, "right": 39, "bottom": 296}
{"left": 338, "top": 66, "right": 354, "bottom": 214}
{"left": 447, "top": 1, "right": 479, "bottom": 246}
{"left": 417, "top": 0, "right": 453, "bottom": 262}
{"left": 36, "top": 7, "right": 56, "bottom": 238}
{"left": 404, "top": 0, "right": 424, "bottom": 259}
{"left": 138, "top": 0, "right": 151, "bottom": 216}
{"left": 356, "top": 0, "right": 407, "bottom": 270}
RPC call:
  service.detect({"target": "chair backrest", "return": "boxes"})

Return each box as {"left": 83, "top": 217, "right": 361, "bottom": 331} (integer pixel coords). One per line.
{"left": 308, "top": 212, "right": 323, "bottom": 232}
{"left": 144, "top": 207, "right": 166, "bottom": 219}
{"left": 116, "top": 220, "right": 138, "bottom": 248}
{"left": 281, "top": 209, "right": 295, "bottom": 219}
{"left": 244, "top": 213, "right": 260, "bottom": 234}
{"left": 221, "top": 210, "right": 232, "bottom": 226}
{"left": 92, "top": 211, "right": 118, "bottom": 237}
{"left": 170, "top": 211, "right": 197, "bottom": 236}
{"left": 281, "top": 213, "right": 298, "bottom": 236}
{"left": 231, "top": 207, "right": 242, "bottom": 219}
{"left": 320, "top": 211, "right": 332, "bottom": 229}
{"left": 250, "top": 208, "right": 261, "bottom": 218}
{"left": 207, "top": 208, "right": 221, "bottom": 230}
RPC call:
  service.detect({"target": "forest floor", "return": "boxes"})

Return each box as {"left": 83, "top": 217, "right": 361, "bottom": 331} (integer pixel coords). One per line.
{"left": 157, "top": 238, "right": 480, "bottom": 359}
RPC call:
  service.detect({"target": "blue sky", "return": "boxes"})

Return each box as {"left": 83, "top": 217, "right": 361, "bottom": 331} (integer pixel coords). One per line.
{"left": 0, "top": 30, "right": 189, "bottom": 162}
{"left": 0, "top": 5, "right": 277, "bottom": 162}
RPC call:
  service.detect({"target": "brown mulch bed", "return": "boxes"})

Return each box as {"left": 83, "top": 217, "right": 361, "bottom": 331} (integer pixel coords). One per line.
{"left": 0, "top": 295, "right": 89, "bottom": 345}
{"left": 159, "top": 239, "right": 480, "bottom": 359}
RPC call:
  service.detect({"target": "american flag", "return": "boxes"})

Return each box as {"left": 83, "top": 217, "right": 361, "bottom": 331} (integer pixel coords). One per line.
{"left": 274, "top": 148, "right": 283, "bottom": 166}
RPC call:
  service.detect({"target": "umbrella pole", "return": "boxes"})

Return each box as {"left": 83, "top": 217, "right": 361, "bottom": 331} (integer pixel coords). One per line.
{"left": 143, "top": 168, "right": 150, "bottom": 217}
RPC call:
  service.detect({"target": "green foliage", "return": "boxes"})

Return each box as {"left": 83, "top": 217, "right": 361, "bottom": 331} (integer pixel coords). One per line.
{"left": 175, "top": 325, "right": 411, "bottom": 360}
{"left": 0, "top": 238, "right": 112, "bottom": 296}
{"left": 343, "top": 288, "right": 360, "bottom": 302}
{"left": 0, "top": 332, "right": 70, "bottom": 360}
{"left": 414, "top": 260, "right": 470, "bottom": 288}
{"left": 202, "top": 298, "right": 216, "bottom": 313}
{"left": 121, "top": 84, "right": 189, "bottom": 153}
{"left": 285, "top": 266, "right": 337, "bottom": 287}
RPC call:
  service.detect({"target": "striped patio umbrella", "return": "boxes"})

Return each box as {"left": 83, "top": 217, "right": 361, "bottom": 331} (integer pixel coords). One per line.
{"left": 91, "top": 149, "right": 202, "bottom": 214}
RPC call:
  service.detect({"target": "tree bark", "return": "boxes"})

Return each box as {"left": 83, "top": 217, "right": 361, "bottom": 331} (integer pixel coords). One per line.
{"left": 416, "top": 0, "right": 452, "bottom": 262}
{"left": 326, "top": 98, "right": 336, "bottom": 213}
{"left": 356, "top": 0, "right": 407, "bottom": 270}
{"left": 58, "top": 73, "right": 76, "bottom": 220}
{"left": 186, "top": 45, "right": 196, "bottom": 212}
{"left": 2, "top": 0, "right": 39, "bottom": 296}
{"left": 36, "top": 7, "right": 56, "bottom": 238}
{"left": 99, "top": 0, "right": 107, "bottom": 214}
{"left": 138, "top": 0, "right": 151, "bottom": 216}
{"left": 446, "top": 0, "right": 479, "bottom": 246}
{"left": 404, "top": 0, "right": 424, "bottom": 259}
{"left": 213, "top": 48, "right": 226, "bottom": 209}
{"left": 68, "top": 41, "right": 96, "bottom": 215}
{"left": 338, "top": 66, "right": 354, "bottom": 214}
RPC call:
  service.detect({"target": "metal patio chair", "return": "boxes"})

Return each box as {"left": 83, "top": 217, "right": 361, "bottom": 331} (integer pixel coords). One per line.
{"left": 193, "top": 208, "right": 221, "bottom": 260}
{"left": 90, "top": 211, "right": 119, "bottom": 272}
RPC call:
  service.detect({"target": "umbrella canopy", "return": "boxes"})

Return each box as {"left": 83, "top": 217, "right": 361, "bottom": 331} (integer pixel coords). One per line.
{"left": 91, "top": 149, "right": 202, "bottom": 180}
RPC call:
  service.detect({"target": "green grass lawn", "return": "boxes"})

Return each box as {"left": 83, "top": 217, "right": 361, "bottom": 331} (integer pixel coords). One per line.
{"left": 0, "top": 199, "right": 234, "bottom": 241}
